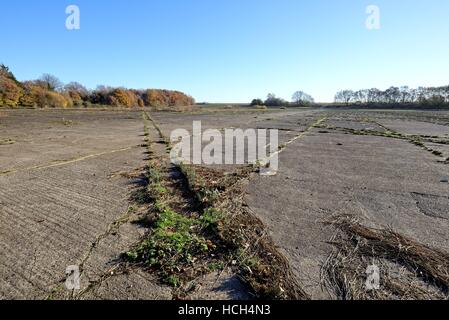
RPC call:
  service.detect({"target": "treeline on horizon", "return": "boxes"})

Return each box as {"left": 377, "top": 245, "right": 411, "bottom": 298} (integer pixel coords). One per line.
{"left": 250, "top": 91, "right": 315, "bottom": 107}
{"left": 334, "top": 86, "right": 449, "bottom": 107}
{"left": 0, "top": 65, "right": 195, "bottom": 109}
{"left": 250, "top": 85, "right": 449, "bottom": 109}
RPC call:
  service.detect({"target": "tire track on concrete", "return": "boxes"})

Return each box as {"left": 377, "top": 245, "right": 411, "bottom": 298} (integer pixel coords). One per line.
{"left": 0, "top": 206, "right": 87, "bottom": 261}
{"left": 4, "top": 185, "right": 115, "bottom": 236}
{"left": 0, "top": 193, "right": 99, "bottom": 240}
{"left": 0, "top": 199, "right": 101, "bottom": 251}
{"left": 0, "top": 211, "right": 87, "bottom": 290}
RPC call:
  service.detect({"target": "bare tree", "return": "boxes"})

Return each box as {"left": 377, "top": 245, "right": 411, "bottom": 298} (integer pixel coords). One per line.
{"left": 292, "top": 91, "right": 315, "bottom": 105}
{"left": 334, "top": 85, "right": 449, "bottom": 106}
{"left": 265, "top": 93, "right": 287, "bottom": 107}
{"left": 40, "top": 74, "right": 63, "bottom": 91}
{"left": 335, "top": 90, "right": 355, "bottom": 105}
{"left": 64, "top": 82, "right": 89, "bottom": 97}
{"left": 367, "top": 88, "right": 382, "bottom": 103}
{"left": 385, "top": 87, "right": 400, "bottom": 103}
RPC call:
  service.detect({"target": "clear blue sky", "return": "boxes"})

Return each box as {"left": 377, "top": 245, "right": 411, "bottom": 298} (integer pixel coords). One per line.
{"left": 1, "top": 0, "right": 448, "bottom": 102}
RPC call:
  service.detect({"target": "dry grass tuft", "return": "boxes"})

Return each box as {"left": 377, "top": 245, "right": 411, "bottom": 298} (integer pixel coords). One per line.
{"left": 321, "top": 215, "right": 449, "bottom": 300}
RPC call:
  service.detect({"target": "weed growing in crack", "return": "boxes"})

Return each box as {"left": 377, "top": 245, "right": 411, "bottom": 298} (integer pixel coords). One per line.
{"left": 126, "top": 115, "right": 223, "bottom": 287}
{"left": 127, "top": 111, "right": 307, "bottom": 299}
{"left": 176, "top": 164, "right": 308, "bottom": 300}
{"left": 317, "top": 122, "right": 447, "bottom": 159}
{"left": 126, "top": 205, "right": 215, "bottom": 287}
{"left": 0, "top": 138, "right": 15, "bottom": 145}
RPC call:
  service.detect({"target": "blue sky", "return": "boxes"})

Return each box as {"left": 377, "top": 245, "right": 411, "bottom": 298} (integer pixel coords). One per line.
{"left": 1, "top": 0, "right": 448, "bottom": 102}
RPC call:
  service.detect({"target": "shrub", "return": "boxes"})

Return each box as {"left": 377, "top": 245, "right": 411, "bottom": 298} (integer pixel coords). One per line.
{"left": 0, "top": 76, "right": 23, "bottom": 107}
{"left": 264, "top": 94, "right": 288, "bottom": 107}
{"left": 144, "top": 89, "right": 195, "bottom": 109}
{"left": 83, "top": 101, "right": 92, "bottom": 108}
{"left": 19, "top": 82, "right": 71, "bottom": 108}
{"left": 108, "top": 88, "right": 136, "bottom": 107}
{"left": 250, "top": 98, "right": 264, "bottom": 106}
{"left": 45, "top": 91, "right": 71, "bottom": 108}
{"left": 64, "top": 82, "right": 88, "bottom": 106}
{"left": 20, "top": 82, "right": 46, "bottom": 107}
{"left": 144, "top": 89, "right": 167, "bottom": 108}
{"left": 137, "top": 97, "right": 145, "bottom": 108}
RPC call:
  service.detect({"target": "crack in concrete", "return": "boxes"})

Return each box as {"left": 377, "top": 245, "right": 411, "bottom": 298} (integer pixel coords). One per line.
{"left": 317, "top": 118, "right": 446, "bottom": 159}
{"left": 0, "top": 146, "right": 139, "bottom": 176}
{"left": 71, "top": 205, "right": 135, "bottom": 299}
{"left": 263, "top": 117, "right": 328, "bottom": 163}
{"left": 43, "top": 204, "right": 135, "bottom": 300}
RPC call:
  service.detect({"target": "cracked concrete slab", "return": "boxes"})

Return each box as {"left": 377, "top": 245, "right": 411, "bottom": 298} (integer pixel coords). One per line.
{"left": 0, "top": 109, "right": 172, "bottom": 299}
{"left": 246, "top": 111, "right": 449, "bottom": 299}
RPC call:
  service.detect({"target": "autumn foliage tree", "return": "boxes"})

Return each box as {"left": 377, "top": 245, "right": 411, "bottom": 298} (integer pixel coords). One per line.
{"left": 19, "top": 81, "right": 46, "bottom": 107}
{"left": 108, "top": 88, "right": 137, "bottom": 107}
{"left": 19, "top": 81, "right": 72, "bottom": 108}
{"left": 137, "top": 97, "right": 145, "bottom": 108}
{"left": 0, "top": 65, "right": 196, "bottom": 109}
{"left": 144, "top": 89, "right": 167, "bottom": 108}
{"left": 143, "top": 89, "right": 194, "bottom": 109}
{"left": 63, "top": 82, "right": 89, "bottom": 106}
{"left": 0, "top": 64, "right": 23, "bottom": 107}
{"left": 0, "top": 76, "right": 23, "bottom": 107}
{"left": 45, "top": 91, "right": 72, "bottom": 108}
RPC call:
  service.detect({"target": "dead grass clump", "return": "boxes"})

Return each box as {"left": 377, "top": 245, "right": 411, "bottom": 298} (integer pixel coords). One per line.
{"left": 322, "top": 215, "right": 449, "bottom": 300}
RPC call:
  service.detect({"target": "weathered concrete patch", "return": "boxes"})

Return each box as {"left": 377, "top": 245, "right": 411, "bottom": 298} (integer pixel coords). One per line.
{"left": 411, "top": 192, "right": 449, "bottom": 220}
